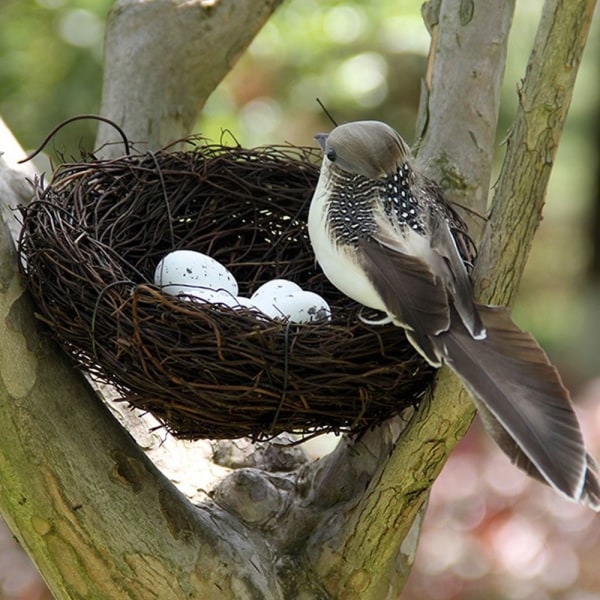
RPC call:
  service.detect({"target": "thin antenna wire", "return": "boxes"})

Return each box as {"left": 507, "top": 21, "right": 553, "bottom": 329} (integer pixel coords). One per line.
{"left": 316, "top": 98, "right": 338, "bottom": 127}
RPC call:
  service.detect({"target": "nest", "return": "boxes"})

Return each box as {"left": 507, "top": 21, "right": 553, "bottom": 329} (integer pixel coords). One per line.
{"left": 18, "top": 140, "right": 435, "bottom": 440}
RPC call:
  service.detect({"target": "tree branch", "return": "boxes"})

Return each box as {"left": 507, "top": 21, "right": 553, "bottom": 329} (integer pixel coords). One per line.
{"left": 474, "top": 0, "right": 598, "bottom": 306}
{"left": 415, "top": 0, "right": 515, "bottom": 237}
{"left": 96, "top": 0, "right": 281, "bottom": 154}
{"left": 0, "top": 117, "right": 37, "bottom": 241}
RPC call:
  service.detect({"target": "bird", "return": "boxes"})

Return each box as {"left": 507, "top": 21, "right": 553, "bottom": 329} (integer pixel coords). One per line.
{"left": 308, "top": 119, "right": 600, "bottom": 510}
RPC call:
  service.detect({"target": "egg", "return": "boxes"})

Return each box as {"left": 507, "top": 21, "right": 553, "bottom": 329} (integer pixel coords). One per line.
{"left": 156, "top": 263, "right": 330, "bottom": 322}
{"left": 234, "top": 296, "right": 255, "bottom": 309}
{"left": 203, "top": 289, "right": 241, "bottom": 308}
{"left": 162, "top": 285, "right": 268, "bottom": 316}
{"left": 254, "top": 290, "right": 331, "bottom": 324}
{"left": 162, "top": 285, "right": 241, "bottom": 307}
{"left": 233, "top": 296, "right": 266, "bottom": 314}
{"left": 250, "top": 279, "right": 302, "bottom": 304}
{"left": 154, "top": 250, "right": 238, "bottom": 296}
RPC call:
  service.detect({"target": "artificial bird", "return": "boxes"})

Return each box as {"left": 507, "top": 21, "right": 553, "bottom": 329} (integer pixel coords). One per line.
{"left": 307, "top": 120, "right": 599, "bottom": 510}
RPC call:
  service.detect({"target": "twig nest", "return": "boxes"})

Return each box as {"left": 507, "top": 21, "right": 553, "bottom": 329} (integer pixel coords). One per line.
{"left": 18, "top": 140, "right": 434, "bottom": 440}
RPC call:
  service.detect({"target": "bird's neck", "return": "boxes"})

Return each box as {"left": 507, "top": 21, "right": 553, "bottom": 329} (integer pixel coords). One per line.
{"left": 315, "top": 159, "right": 426, "bottom": 246}
{"left": 320, "top": 168, "right": 380, "bottom": 246}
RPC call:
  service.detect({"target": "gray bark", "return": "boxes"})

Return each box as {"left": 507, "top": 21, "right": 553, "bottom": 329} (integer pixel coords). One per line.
{"left": 96, "top": 0, "right": 282, "bottom": 154}
{"left": 416, "top": 0, "right": 514, "bottom": 238}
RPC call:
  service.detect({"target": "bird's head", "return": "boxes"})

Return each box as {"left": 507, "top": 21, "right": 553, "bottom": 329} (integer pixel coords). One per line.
{"left": 315, "top": 121, "right": 411, "bottom": 180}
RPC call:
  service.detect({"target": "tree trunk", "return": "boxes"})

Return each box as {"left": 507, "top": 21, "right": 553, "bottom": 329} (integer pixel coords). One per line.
{"left": 0, "top": 0, "right": 596, "bottom": 597}
{"left": 96, "top": 0, "right": 282, "bottom": 154}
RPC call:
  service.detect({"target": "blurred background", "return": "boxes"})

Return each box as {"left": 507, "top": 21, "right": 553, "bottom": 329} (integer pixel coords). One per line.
{"left": 0, "top": 1, "right": 598, "bottom": 598}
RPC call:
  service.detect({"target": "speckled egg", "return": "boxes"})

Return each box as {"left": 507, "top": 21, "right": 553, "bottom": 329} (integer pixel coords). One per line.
{"left": 250, "top": 279, "right": 302, "bottom": 304}
{"left": 254, "top": 290, "right": 332, "bottom": 323}
{"left": 154, "top": 250, "right": 238, "bottom": 296}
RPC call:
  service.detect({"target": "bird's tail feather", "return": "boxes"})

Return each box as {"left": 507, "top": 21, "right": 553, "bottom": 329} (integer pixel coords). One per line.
{"left": 432, "top": 305, "right": 598, "bottom": 509}
{"left": 583, "top": 453, "right": 600, "bottom": 510}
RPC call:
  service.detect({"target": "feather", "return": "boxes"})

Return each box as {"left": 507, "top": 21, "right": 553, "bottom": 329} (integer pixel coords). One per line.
{"left": 359, "top": 234, "right": 595, "bottom": 505}
{"left": 323, "top": 121, "right": 410, "bottom": 179}
{"left": 433, "top": 305, "right": 590, "bottom": 503}
{"left": 429, "top": 217, "right": 485, "bottom": 339}
{"left": 358, "top": 235, "right": 448, "bottom": 366}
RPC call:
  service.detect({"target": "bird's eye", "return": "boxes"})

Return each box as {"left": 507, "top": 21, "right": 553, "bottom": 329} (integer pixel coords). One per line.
{"left": 326, "top": 148, "right": 337, "bottom": 162}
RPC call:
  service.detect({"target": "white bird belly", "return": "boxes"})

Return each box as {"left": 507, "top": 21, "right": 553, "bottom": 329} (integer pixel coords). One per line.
{"left": 318, "top": 238, "right": 385, "bottom": 311}
{"left": 308, "top": 187, "right": 386, "bottom": 312}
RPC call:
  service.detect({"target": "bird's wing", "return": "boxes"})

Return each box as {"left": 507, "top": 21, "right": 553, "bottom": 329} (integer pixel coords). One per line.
{"left": 433, "top": 304, "right": 589, "bottom": 503}
{"left": 357, "top": 224, "right": 450, "bottom": 365}
{"left": 429, "top": 216, "right": 485, "bottom": 339}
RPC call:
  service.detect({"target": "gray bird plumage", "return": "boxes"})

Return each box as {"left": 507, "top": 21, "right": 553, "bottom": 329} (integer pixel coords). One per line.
{"left": 308, "top": 119, "right": 599, "bottom": 510}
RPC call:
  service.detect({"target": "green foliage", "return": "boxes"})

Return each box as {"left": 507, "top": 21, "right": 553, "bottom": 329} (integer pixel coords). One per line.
{"left": 0, "top": 0, "right": 112, "bottom": 154}
{"left": 199, "top": 0, "right": 429, "bottom": 146}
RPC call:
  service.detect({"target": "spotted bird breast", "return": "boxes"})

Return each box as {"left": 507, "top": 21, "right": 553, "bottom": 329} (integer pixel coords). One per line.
{"left": 308, "top": 167, "right": 388, "bottom": 312}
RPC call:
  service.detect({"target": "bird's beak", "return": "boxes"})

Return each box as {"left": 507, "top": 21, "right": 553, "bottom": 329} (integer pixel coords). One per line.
{"left": 314, "top": 133, "right": 329, "bottom": 153}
